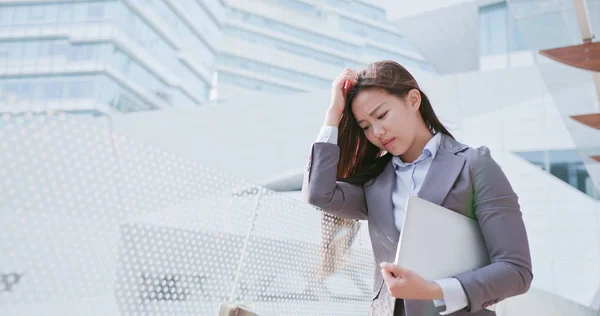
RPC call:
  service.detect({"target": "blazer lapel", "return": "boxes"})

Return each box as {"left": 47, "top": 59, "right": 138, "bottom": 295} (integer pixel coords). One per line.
{"left": 366, "top": 160, "right": 400, "bottom": 246}
{"left": 418, "top": 135, "right": 467, "bottom": 206}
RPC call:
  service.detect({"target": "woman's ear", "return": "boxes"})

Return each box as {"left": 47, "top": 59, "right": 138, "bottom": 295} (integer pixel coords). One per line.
{"left": 407, "top": 89, "right": 421, "bottom": 112}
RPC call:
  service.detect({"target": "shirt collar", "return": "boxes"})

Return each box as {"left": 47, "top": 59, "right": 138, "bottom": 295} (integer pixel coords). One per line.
{"left": 392, "top": 133, "right": 443, "bottom": 168}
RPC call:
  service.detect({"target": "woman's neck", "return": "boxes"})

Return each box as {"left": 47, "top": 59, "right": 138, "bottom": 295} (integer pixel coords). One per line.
{"left": 400, "top": 129, "right": 434, "bottom": 163}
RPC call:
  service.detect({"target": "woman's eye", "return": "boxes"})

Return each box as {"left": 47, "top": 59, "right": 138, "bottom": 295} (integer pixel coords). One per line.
{"left": 361, "top": 126, "right": 370, "bottom": 131}
{"left": 377, "top": 112, "right": 388, "bottom": 120}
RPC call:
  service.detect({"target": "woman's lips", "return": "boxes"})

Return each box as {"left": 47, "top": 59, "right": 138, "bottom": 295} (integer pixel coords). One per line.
{"left": 383, "top": 138, "right": 395, "bottom": 149}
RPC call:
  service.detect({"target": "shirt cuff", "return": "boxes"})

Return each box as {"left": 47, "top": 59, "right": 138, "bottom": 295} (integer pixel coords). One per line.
{"left": 316, "top": 126, "right": 338, "bottom": 144}
{"left": 433, "top": 278, "right": 468, "bottom": 315}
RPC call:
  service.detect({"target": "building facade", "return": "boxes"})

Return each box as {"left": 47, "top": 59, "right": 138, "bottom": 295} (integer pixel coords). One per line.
{"left": 0, "top": 0, "right": 224, "bottom": 115}
{"left": 215, "top": 0, "right": 434, "bottom": 97}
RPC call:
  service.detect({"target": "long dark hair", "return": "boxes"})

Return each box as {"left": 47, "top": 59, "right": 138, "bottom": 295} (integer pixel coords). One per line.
{"left": 337, "top": 60, "right": 453, "bottom": 186}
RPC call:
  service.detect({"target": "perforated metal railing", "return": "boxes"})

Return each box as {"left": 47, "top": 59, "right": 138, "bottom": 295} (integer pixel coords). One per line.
{"left": 0, "top": 113, "right": 375, "bottom": 316}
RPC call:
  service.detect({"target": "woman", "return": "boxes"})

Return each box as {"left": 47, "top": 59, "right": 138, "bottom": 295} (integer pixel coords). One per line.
{"left": 302, "top": 60, "right": 532, "bottom": 316}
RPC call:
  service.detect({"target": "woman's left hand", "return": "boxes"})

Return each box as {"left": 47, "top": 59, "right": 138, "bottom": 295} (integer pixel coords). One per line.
{"left": 380, "top": 262, "right": 443, "bottom": 300}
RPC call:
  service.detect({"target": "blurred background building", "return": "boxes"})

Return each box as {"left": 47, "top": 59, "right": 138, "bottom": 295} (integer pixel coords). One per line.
{"left": 215, "top": 0, "right": 434, "bottom": 98}
{"left": 1, "top": 0, "right": 599, "bottom": 315}
{"left": 0, "top": 0, "right": 224, "bottom": 115}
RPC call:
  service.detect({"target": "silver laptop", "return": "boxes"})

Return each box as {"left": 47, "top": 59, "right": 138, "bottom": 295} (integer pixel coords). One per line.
{"left": 394, "top": 196, "right": 490, "bottom": 281}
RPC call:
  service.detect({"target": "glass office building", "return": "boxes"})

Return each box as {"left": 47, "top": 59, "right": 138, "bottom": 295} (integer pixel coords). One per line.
{"left": 0, "top": 0, "right": 224, "bottom": 115}
{"left": 216, "top": 0, "right": 435, "bottom": 96}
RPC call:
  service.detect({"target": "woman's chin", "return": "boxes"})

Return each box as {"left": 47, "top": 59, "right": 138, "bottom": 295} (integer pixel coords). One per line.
{"left": 390, "top": 147, "right": 409, "bottom": 157}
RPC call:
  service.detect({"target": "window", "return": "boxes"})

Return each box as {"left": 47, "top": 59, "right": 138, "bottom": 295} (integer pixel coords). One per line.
{"left": 0, "top": 43, "right": 8, "bottom": 58}
{"left": 44, "top": 4, "right": 58, "bottom": 23}
{"left": 219, "top": 54, "right": 330, "bottom": 89}
{"left": 28, "top": 6, "right": 45, "bottom": 20}
{"left": 229, "top": 9, "right": 359, "bottom": 52}
{"left": 223, "top": 27, "right": 364, "bottom": 69}
{"left": 8, "top": 42, "right": 23, "bottom": 59}
{"left": 67, "top": 45, "right": 85, "bottom": 60}
{"left": 49, "top": 40, "right": 68, "bottom": 56}
{"left": 0, "top": 40, "right": 74, "bottom": 59}
{"left": 339, "top": 17, "right": 420, "bottom": 54}
{"left": 13, "top": 6, "right": 27, "bottom": 25}
{"left": 353, "top": 1, "right": 386, "bottom": 20}
{"left": 201, "top": 0, "right": 226, "bottom": 24}
{"left": 87, "top": 3, "right": 105, "bottom": 19}
{"left": 45, "top": 82, "right": 64, "bottom": 99}
{"left": 515, "top": 149, "right": 600, "bottom": 200}
{"left": 3, "top": 83, "right": 20, "bottom": 95}
{"left": 0, "top": 74, "right": 166, "bottom": 113}
{"left": 58, "top": 5, "right": 74, "bottom": 22}
{"left": 96, "top": 76, "right": 158, "bottom": 112}
{"left": 179, "top": 0, "right": 221, "bottom": 46}
{"left": 22, "top": 42, "right": 38, "bottom": 58}
{"left": 279, "top": 0, "right": 322, "bottom": 16}
{"left": 479, "top": 1, "right": 527, "bottom": 55}
{"left": 20, "top": 84, "right": 35, "bottom": 99}
{"left": 327, "top": 0, "right": 386, "bottom": 21}
{"left": 218, "top": 72, "right": 304, "bottom": 95}
{"left": 69, "top": 81, "right": 94, "bottom": 99}
{"left": 139, "top": 0, "right": 217, "bottom": 61}
{"left": 37, "top": 41, "right": 51, "bottom": 57}
{"left": 0, "top": 6, "right": 12, "bottom": 25}
{"left": 363, "top": 45, "right": 433, "bottom": 72}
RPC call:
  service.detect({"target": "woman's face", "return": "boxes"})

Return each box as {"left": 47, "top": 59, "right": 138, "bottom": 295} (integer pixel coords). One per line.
{"left": 351, "top": 88, "right": 421, "bottom": 156}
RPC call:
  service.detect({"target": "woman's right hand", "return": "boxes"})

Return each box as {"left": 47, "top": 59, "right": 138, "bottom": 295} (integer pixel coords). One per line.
{"left": 325, "top": 68, "right": 358, "bottom": 127}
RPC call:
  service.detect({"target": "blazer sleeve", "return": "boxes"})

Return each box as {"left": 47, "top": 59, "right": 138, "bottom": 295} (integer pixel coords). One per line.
{"left": 454, "top": 146, "right": 533, "bottom": 313}
{"left": 301, "top": 142, "right": 368, "bottom": 220}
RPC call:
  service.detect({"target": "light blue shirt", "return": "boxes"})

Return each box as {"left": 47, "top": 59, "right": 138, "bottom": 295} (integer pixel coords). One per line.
{"left": 316, "top": 126, "right": 495, "bottom": 314}
{"left": 390, "top": 132, "right": 442, "bottom": 232}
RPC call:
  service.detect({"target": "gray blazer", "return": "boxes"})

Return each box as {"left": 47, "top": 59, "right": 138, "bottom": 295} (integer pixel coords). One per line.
{"left": 303, "top": 134, "right": 533, "bottom": 316}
